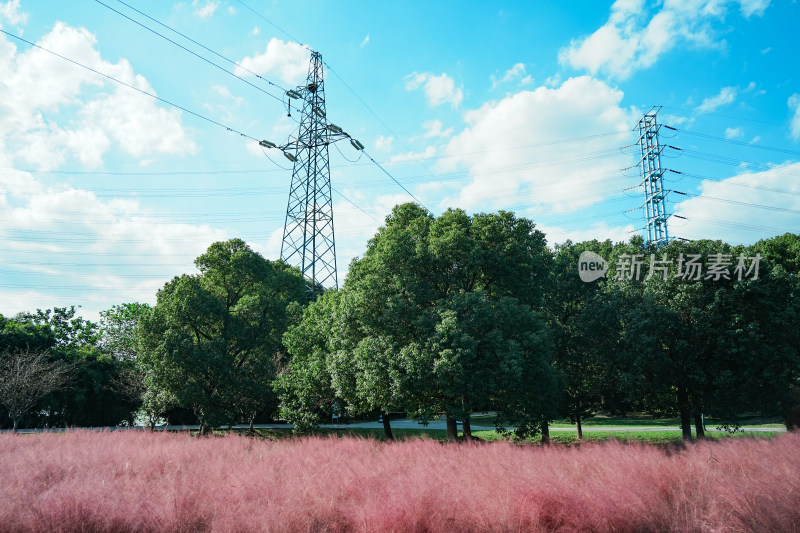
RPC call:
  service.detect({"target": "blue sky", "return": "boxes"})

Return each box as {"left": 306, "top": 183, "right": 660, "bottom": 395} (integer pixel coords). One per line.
{"left": 1, "top": 0, "right": 799, "bottom": 319}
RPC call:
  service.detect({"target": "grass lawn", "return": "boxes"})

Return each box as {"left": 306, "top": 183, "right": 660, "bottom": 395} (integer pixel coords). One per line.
{"left": 217, "top": 425, "right": 782, "bottom": 446}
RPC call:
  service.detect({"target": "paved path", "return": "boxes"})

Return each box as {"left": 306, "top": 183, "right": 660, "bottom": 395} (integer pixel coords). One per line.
{"left": 4, "top": 418, "right": 786, "bottom": 433}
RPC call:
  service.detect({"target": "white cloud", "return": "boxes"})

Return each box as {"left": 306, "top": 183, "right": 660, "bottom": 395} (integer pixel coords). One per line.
{"left": 235, "top": 38, "right": 309, "bottom": 86}
{"left": 374, "top": 135, "right": 394, "bottom": 152}
{"left": 360, "top": 34, "right": 370, "bottom": 48}
{"left": 672, "top": 162, "right": 800, "bottom": 243}
{"left": 789, "top": 94, "right": 800, "bottom": 140}
{"left": 725, "top": 127, "right": 744, "bottom": 139}
{"left": 696, "top": 86, "right": 737, "bottom": 114}
{"left": 738, "top": 0, "right": 770, "bottom": 18}
{"left": 389, "top": 146, "right": 436, "bottom": 165}
{"left": 560, "top": 0, "right": 769, "bottom": 79}
{"left": 537, "top": 221, "right": 638, "bottom": 247}
{"left": 438, "top": 76, "right": 637, "bottom": 213}
{"left": 405, "top": 72, "right": 463, "bottom": 108}
{"left": 192, "top": 0, "right": 220, "bottom": 19}
{"left": 490, "top": 63, "right": 530, "bottom": 89}
{"left": 0, "top": 22, "right": 195, "bottom": 170}
{"left": 250, "top": 26, "right": 261, "bottom": 36}
{"left": 422, "top": 119, "right": 453, "bottom": 139}
{"left": 0, "top": 0, "right": 27, "bottom": 26}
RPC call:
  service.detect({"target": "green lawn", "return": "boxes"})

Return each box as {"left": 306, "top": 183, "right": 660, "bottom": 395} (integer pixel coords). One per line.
{"left": 217, "top": 425, "right": 781, "bottom": 446}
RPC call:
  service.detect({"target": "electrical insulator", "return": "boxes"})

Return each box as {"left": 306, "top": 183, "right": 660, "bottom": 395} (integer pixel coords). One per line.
{"left": 286, "top": 90, "right": 301, "bottom": 99}
{"left": 349, "top": 138, "right": 364, "bottom": 150}
{"left": 259, "top": 140, "right": 276, "bottom": 149}
{"left": 327, "top": 124, "right": 343, "bottom": 133}
{"left": 283, "top": 151, "right": 297, "bottom": 162}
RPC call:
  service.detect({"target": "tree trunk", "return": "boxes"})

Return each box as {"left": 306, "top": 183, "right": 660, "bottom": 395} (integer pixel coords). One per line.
{"left": 541, "top": 417, "right": 550, "bottom": 445}
{"left": 576, "top": 413, "right": 583, "bottom": 440}
{"left": 381, "top": 412, "right": 394, "bottom": 441}
{"left": 446, "top": 415, "right": 459, "bottom": 442}
{"left": 462, "top": 416, "right": 472, "bottom": 442}
{"left": 12, "top": 417, "right": 18, "bottom": 433}
{"left": 677, "top": 385, "right": 693, "bottom": 441}
{"left": 198, "top": 423, "right": 212, "bottom": 437}
{"left": 694, "top": 410, "right": 705, "bottom": 440}
{"left": 248, "top": 412, "right": 256, "bottom": 433}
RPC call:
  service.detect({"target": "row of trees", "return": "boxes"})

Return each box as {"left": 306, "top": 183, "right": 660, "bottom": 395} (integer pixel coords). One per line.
{"left": 2, "top": 204, "right": 799, "bottom": 439}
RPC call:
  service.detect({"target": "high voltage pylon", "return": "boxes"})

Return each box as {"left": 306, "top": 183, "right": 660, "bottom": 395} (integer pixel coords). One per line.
{"left": 636, "top": 106, "right": 671, "bottom": 245}
{"left": 276, "top": 50, "right": 363, "bottom": 299}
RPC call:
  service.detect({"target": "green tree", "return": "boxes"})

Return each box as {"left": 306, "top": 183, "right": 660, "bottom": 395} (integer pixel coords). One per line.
{"left": 138, "top": 239, "right": 306, "bottom": 434}
{"left": 344, "top": 204, "right": 557, "bottom": 441}
{"left": 545, "top": 239, "right": 620, "bottom": 439}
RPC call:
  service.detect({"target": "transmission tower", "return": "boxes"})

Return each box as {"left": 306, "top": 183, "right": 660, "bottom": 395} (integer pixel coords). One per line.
{"left": 636, "top": 106, "right": 671, "bottom": 245}
{"left": 276, "top": 51, "right": 361, "bottom": 299}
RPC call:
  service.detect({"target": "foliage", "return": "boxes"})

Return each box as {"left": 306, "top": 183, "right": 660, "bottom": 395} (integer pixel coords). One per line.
{"left": 278, "top": 204, "right": 559, "bottom": 440}
{"left": 137, "top": 239, "right": 306, "bottom": 434}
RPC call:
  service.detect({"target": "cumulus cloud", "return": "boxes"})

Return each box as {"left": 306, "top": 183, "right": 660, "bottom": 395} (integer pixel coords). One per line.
{"left": 490, "top": 63, "right": 531, "bottom": 89}
{"left": 192, "top": 0, "right": 220, "bottom": 19}
{"left": 672, "top": 162, "right": 800, "bottom": 243}
{"left": 235, "top": 38, "right": 309, "bottom": 86}
{"left": 438, "top": 76, "right": 637, "bottom": 213}
{"left": 725, "top": 127, "right": 744, "bottom": 139}
{"left": 560, "top": 0, "right": 770, "bottom": 79}
{"left": 536, "top": 221, "right": 638, "bottom": 247}
{"left": 789, "top": 94, "right": 800, "bottom": 140}
{"left": 374, "top": 135, "right": 394, "bottom": 152}
{"left": 0, "top": 22, "right": 195, "bottom": 170}
{"left": 0, "top": 0, "right": 27, "bottom": 26}
{"left": 696, "top": 87, "right": 737, "bottom": 114}
{"left": 421, "top": 119, "right": 453, "bottom": 139}
{"left": 738, "top": 0, "right": 770, "bottom": 18}
{"left": 405, "top": 72, "right": 463, "bottom": 108}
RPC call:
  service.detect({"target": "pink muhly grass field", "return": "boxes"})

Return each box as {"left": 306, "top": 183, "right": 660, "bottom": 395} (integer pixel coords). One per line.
{"left": 1, "top": 431, "right": 799, "bottom": 532}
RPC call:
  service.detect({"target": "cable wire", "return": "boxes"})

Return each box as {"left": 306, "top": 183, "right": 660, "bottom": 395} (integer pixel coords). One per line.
{"left": 92, "top": 0, "right": 285, "bottom": 104}
{"left": 0, "top": 29, "right": 261, "bottom": 143}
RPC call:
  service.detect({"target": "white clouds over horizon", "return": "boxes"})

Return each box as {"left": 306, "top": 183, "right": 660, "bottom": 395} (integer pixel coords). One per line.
{"left": 673, "top": 161, "right": 800, "bottom": 243}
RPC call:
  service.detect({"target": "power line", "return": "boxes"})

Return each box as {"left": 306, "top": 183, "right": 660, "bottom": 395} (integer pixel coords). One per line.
{"left": 92, "top": 0, "right": 285, "bottom": 104}
{"left": 0, "top": 28, "right": 261, "bottom": 143}
{"left": 670, "top": 127, "right": 800, "bottom": 157}
{"left": 110, "top": 0, "right": 289, "bottom": 93}
{"left": 234, "top": 0, "right": 305, "bottom": 47}
{"left": 361, "top": 149, "right": 429, "bottom": 211}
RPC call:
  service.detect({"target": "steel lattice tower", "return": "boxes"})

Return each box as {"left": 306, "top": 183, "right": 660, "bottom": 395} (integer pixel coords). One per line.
{"left": 281, "top": 51, "right": 337, "bottom": 299}
{"left": 636, "top": 106, "right": 670, "bottom": 245}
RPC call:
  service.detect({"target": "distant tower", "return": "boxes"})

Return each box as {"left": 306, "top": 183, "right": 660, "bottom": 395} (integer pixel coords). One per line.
{"left": 636, "top": 106, "right": 670, "bottom": 245}
{"left": 280, "top": 51, "right": 337, "bottom": 299}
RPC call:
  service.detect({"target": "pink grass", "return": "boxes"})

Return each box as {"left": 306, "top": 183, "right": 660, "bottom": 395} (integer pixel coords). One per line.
{"left": 1, "top": 431, "right": 799, "bottom": 532}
